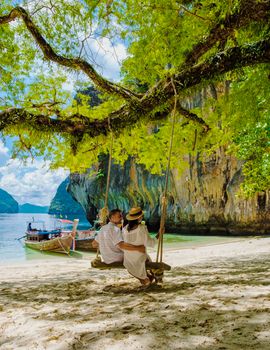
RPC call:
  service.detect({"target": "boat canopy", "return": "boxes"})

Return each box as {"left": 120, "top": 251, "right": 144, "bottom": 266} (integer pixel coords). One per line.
{"left": 57, "top": 219, "right": 74, "bottom": 224}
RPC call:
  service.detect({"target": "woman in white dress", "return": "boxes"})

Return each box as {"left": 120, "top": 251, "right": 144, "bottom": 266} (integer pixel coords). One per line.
{"left": 122, "top": 207, "right": 157, "bottom": 286}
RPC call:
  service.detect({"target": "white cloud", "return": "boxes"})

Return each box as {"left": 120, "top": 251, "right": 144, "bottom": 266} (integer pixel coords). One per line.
{"left": 0, "top": 158, "right": 69, "bottom": 206}
{"left": 60, "top": 37, "right": 128, "bottom": 93}
{"left": 87, "top": 37, "right": 128, "bottom": 81}
{"left": 0, "top": 140, "right": 9, "bottom": 155}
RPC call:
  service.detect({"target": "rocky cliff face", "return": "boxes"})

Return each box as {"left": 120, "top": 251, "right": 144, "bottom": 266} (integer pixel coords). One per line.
{"left": 68, "top": 153, "right": 270, "bottom": 235}
{"left": 169, "top": 149, "right": 270, "bottom": 234}
{"left": 49, "top": 178, "right": 85, "bottom": 216}
{"left": 0, "top": 188, "right": 19, "bottom": 213}
{"left": 68, "top": 158, "right": 164, "bottom": 228}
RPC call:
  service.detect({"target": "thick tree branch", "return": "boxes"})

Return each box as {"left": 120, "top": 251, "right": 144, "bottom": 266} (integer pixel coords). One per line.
{"left": 0, "top": 108, "right": 76, "bottom": 134}
{"left": 183, "top": 0, "right": 270, "bottom": 67}
{"left": 0, "top": 103, "right": 207, "bottom": 137}
{"left": 0, "top": 7, "right": 139, "bottom": 101}
{"left": 1, "top": 1, "right": 268, "bottom": 105}
{"left": 178, "top": 105, "right": 210, "bottom": 132}
{"left": 0, "top": 1, "right": 268, "bottom": 109}
{"left": 138, "top": 38, "right": 270, "bottom": 119}
{"left": 98, "top": 38, "right": 270, "bottom": 134}
{"left": 1, "top": 38, "right": 269, "bottom": 138}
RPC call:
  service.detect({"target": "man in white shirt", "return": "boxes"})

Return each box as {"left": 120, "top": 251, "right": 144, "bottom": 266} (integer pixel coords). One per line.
{"left": 92, "top": 209, "right": 145, "bottom": 264}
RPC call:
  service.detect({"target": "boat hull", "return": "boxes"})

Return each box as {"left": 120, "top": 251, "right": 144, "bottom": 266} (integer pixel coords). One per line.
{"left": 25, "top": 234, "right": 74, "bottom": 254}
{"left": 75, "top": 237, "right": 96, "bottom": 251}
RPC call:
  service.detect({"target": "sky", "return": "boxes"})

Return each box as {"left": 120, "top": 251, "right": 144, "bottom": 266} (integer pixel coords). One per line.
{"left": 0, "top": 146, "right": 69, "bottom": 206}
{"left": 0, "top": 33, "right": 127, "bottom": 206}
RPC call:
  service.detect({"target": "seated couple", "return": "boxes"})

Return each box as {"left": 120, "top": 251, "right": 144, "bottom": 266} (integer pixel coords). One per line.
{"left": 92, "top": 207, "right": 157, "bottom": 286}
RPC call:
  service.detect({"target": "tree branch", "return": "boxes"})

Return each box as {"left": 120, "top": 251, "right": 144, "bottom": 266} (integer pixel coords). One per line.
{"left": 0, "top": 108, "right": 75, "bottom": 134}
{"left": 99, "top": 38, "right": 270, "bottom": 134}
{"left": 137, "top": 38, "right": 270, "bottom": 121}
{"left": 1, "top": 37, "right": 269, "bottom": 138}
{"left": 0, "top": 0, "right": 270, "bottom": 142}
{"left": 0, "top": 101, "right": 209, "bottom": 138}
{"left": 183, "top": 0, "right": 270, "bottom": 67}
{"left": 0, "top": 7, "right": 140, "bottom": 101}
{"left": 0, "top": 1, "right": 268, "bottom": 109}
{"left": 177, "top": 105, "right": 210, "bottom": 132}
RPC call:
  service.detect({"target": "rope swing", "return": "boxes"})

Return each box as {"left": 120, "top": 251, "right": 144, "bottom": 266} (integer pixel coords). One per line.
{"left": 92, "top": 128, "right": 172, "bottom": 274}
{"left": 92, "top": 83, "right": 177, "bottom": 280}
{"left": 98, "top": 132, "right": 114, "bottom": 226}
{"left": 95, "top": 131, "right": 114, "bottom": 260}
{"left": 156, "top": 78, "right": 178, "bottom": 265}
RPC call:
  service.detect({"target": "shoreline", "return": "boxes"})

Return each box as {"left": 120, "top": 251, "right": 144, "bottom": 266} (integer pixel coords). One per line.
{"left": 0, "top": 234, "right": 249, "bottom": 266}
{"left": 1, "top": 235, "right": 267, "bottom": 270}
{"left": 0, "top": 237, "right": 270, "bottom": 349}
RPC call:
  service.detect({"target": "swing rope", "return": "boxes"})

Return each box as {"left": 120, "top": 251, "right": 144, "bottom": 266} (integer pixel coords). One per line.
{"left": 98, "top": 115, "right": 114, "bottom": 226}
{"left": 104, "top": 132, "right": 114, "bottom": 210}
{"left": 156, "top": 78, "right": 178, "bottom": 264}
{"left": 96, "top": 131, "right": 114, "bottom": 259}
{"left": 93, "top": 82, "right": 177, "bottom": 279}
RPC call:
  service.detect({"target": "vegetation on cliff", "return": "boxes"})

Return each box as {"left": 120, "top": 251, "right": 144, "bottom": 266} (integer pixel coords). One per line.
{"left": 0, "top": 188, "right": 18, "bottom": 213}
{"left": 0, "top": 0, "right": 269, "bottom": 196}
{"left": 49, "top": 178, "right": 85, "bottom": 216}
{"left": 19, "top": 203, "right": 49, "bottom": 213}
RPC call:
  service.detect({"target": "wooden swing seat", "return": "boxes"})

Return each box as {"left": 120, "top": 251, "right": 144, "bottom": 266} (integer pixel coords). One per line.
{"left": 91, "top": 258, "right": 171, "bottom": 271}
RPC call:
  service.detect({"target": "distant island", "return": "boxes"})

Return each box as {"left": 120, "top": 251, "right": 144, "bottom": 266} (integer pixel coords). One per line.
{"left": 0, "top": 188, "right": 19, "bottom": 213}
{"left": 19, "top": 203, "right": 49, "bottom": 213}
{"left": 0, "top": 179, "right": 85, "bottom": 216}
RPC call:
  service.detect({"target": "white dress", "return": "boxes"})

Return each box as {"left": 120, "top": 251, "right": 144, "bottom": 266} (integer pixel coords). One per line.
{"left": 122, "top": 224, "right": 156, "bottom": 280}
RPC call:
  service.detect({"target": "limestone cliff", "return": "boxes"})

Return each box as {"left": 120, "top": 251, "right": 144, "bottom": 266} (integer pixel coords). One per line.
{"left": 49, "top": 178, "right": 85, "bottom": 216}
{"left": 67, "top": 153, "right": 270, "bottom": 235}
{"left": 68, "top": 158, "right": 164, "bottom": 229}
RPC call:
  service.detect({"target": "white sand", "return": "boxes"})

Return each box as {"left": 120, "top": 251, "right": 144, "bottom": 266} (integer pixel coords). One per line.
{"left": 0, "top": 237, "right": 270, "bottom": 350}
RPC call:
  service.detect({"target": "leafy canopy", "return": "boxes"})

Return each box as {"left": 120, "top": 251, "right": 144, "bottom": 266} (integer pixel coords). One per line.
{"left": 0, "top": 0, "right": 269, "bottom": 195}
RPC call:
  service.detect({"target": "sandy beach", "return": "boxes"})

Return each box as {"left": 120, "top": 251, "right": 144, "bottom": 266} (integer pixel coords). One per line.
{"left": 0, "top": 237, "right": 270, "bottom": 350}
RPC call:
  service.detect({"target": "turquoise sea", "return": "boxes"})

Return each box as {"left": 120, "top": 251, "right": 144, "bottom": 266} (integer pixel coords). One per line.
{"left": 0, "top": 213, "right": 91, "bottom": 262}
{"left": 0, "top": 213, "right": 243, "bottom": 263}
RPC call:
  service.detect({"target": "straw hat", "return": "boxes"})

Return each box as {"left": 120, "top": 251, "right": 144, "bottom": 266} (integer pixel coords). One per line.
{"left": 126, "top": 207, "right": 144, "bottom": 221}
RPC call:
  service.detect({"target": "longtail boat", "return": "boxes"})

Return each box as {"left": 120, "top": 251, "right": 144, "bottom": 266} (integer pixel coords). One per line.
{"left": 24, "top": 219, "right": 79, "bottom": 254}
{"left": 75, "top": 229, "right": 97, "bottom": 251}
{"left": 56, "top": 219, "right": 98, "bottom": 252}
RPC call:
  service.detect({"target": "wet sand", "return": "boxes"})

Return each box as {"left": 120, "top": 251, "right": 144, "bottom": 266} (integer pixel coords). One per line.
{"left": 0, "top": 237, "right": 270, "bottom": 350}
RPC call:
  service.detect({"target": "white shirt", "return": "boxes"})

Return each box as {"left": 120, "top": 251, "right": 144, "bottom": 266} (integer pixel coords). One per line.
{"left": 95, "top": 222, "right": 124, "bottom": 264}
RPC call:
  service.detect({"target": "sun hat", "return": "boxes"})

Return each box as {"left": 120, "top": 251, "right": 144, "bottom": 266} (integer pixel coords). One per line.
{"left": 126, "top": 207, "right": 144, "bottom": 221}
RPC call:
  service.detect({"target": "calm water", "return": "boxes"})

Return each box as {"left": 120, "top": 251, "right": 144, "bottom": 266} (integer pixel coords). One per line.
{"left": 0, "top": 213, "right": 243, "bottom": 263}
{"left": 0, "top": 213, "right": 91, "bottom": 262}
